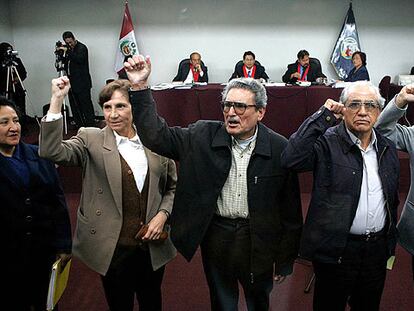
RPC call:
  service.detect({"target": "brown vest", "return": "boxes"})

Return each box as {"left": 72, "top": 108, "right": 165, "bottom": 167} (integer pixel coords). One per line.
{"left": 117, "top": 155, "right": 149, "bottom": 246}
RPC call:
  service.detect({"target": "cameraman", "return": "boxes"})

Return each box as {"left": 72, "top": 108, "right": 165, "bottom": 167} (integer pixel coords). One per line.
{"left": 55, "top": 31, "right": 95, "bottom": 127}
{"left": 0, "top": 42, "right": 27, "bottom": 120}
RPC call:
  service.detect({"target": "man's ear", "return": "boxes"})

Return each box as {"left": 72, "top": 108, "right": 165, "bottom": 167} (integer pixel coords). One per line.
{"left": 257, "top": 107, "right": 266, "bottom": 121}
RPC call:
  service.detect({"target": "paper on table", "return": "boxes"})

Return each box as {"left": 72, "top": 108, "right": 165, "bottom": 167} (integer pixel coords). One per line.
{"left": 262, "top": 82, "right": 286, "bottom": 87}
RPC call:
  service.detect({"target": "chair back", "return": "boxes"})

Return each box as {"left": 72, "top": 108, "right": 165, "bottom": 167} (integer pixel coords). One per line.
{"left": 235, "top": 60, "right": 262, "bottom": 69}
{"left": 378, "top": 75, "right": 391, "bottom": 102}
{"left": 179, "top": 58, "right": 206, "bottom": 68}
{"left": 309, "top": 57, "right": 321, "bottom": 68}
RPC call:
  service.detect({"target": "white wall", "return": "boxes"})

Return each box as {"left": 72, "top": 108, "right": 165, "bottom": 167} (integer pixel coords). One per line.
{"left": 7, "top": 0, "right": 414, "bottom": 116}
{"left": 0, "top": 0, "right": 12, "bottom": 42}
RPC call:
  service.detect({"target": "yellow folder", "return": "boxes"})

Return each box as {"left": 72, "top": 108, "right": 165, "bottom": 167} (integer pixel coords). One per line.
{"left": 387, "top": 255, "right": 396, "bottom": 270}
{"left": 46, "top": 258, "right": 72, "bottom": 311}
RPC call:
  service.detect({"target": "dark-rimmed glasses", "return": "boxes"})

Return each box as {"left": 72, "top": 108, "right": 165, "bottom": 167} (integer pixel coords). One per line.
{"left": 345, "top": 100, "right": 380, "bottom": 112}
{"left": 221, "top": 101, "right": 257, "bottom": 115}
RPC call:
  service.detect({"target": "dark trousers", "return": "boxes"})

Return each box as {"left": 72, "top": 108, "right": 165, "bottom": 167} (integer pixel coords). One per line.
{"left": 201, "top": 215, "right": 273, "bottom": 311}
{"left": 101, "top": 245, "right": 165, "bottom": 311}
{"left": 68, "top": 87, "right": 95, "bottom": 127}
{"left": 2, "top": 250, "right": 56, "bottom": 311}
{"left": 312, "top": 236, "right": 388, "bottom": 311}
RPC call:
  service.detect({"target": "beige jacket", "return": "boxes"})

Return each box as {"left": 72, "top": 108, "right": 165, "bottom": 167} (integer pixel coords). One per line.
{"left": 39, "top": 118, "right": 177, "bottom": 275}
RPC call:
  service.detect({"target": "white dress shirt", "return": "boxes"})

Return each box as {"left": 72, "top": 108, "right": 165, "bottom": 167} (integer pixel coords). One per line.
{"left": 114, "top": 131, "right": 148, "bottom": 192}
{"left": 347, "top": 129, "right": 386, "bottom": 234}
{"left": 45, "top": 112, "right": 148, "bottom": 192}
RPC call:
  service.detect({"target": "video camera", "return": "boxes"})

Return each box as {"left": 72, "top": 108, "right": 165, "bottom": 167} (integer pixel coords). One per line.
{"left": 54, "top": 41, "right": 67, "bottom": 72}
{"left": 54, "top": 41, "right": 67, "bottom": 56}
{"left": 55, "top": 40, "right": 65, "bottom": 48}
{"left": 5, "top": 49, "right": 18, "bottom": 57}
{"left": 1, "top": 47, "right": 19, "bottom": 67}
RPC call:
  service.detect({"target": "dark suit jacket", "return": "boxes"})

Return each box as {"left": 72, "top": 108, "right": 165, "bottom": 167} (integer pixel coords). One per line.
{"left": 282, "top": 59, "right": 325, "bottom": 83}
{"left": 0, "top": 142, "right": 71, "bottom": 310}
{"left": 131, "top": 89, "right": 303, "bottom": 277}
{"left": 282, "top": 111, "right": 399, "bottom": 263}
{"left": 0, "top": 143, "right": 72, "bottom": 259}
{"left": 344, "top": 65, "right": 370, "bottom": 82}
{"left": 173, "top": 59, "right": 208, "bottom": 82}
{"left": 66, "top": 41, "right": 92, "bottom": 91}
{"left": 229, "top": 61, "right": 269, "bottom": 81}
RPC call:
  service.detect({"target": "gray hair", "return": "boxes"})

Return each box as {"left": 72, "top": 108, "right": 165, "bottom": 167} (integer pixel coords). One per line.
{"left": 222, "top": 78, "right": 267, "bottom": 109}
{"left": 340, "top": 81, "right": 385, "bottom": 109}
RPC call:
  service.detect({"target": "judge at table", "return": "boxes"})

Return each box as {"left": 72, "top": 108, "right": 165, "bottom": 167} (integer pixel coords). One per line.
{"left": 173, "top": 52, "right": 208, "bottom": 83}
{"left": 282, "top": 49, "right": 325, "bottom": 84}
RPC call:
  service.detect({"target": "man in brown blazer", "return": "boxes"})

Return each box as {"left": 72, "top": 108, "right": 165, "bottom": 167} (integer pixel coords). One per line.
{"left": 38, "top": 77, "right": 177, "bottom": 311}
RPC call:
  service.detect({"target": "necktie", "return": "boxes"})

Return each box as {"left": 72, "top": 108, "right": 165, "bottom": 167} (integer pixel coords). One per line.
{"left": 248, "top": 70, "right": 252, "bottom": 78}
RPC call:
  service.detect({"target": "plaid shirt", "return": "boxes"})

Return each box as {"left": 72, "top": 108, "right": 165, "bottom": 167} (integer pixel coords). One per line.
{"left": 216, "top": 131, "right": 257, "bottom": 219}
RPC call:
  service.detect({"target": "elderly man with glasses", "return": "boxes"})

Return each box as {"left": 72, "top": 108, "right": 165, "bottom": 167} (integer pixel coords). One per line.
{"left": 123, "top": 55, "right": 303, "bottom": 311}
{"left": 282, "top": 81, "right": 400, "bottom": 311}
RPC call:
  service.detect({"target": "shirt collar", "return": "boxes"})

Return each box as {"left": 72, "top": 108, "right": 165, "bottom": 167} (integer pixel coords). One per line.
{"left": 346, "top": 127, "right": 378, "bottom": 152}
{"left": 232, "top": 126, "right": 258, "bottom": 149}
{"left": 2, "top": 144, "right": 22, "bottom": 160}
{"left": 13, "top": 144, "right": 22, "bottom": 159}
{"left": 113, "top": 127, "right": 142, "bottom": 147}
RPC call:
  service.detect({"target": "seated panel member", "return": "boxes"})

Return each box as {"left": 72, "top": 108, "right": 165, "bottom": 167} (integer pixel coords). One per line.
{"left": 344, "top": 51, "right": 370, "bottom": 82}
{"left": 173, "top": 52, "right": 208, "bottom": 83}
{"left": 282, "top": 49, "right": 325, "bottom": 83}
{"left": 229, "top": 51, "right": 269, "bottom": 82}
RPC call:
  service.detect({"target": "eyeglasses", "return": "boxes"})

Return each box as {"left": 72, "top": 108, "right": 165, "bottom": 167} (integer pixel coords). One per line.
{"left": 345, "top": 101, "right": 380, "bottom": 112}
{"left": 221, "top": 101, "right": 257, "bottom": 115}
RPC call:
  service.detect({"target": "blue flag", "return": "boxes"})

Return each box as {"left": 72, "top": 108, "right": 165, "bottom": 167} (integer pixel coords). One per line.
{"left": 330, "top": 3, "right": 361, "bottom": 79}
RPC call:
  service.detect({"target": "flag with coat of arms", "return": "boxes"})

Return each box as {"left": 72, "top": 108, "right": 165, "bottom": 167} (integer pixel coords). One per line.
{"left": 330, "top": 2, "right": 361, "bottom": 79}
{"left": 115, "top": 2, "right": 139, "bottom": 75}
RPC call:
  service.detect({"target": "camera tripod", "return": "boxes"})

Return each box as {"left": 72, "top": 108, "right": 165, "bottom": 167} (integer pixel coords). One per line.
{"left": 3, "top": 59, "right": 40, "bottom": 127}
{"left": 55, "top": 47, "right": 90, "bottom": 132}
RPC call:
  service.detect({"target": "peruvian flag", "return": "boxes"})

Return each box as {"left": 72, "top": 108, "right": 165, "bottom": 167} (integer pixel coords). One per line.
{"left": 114, "top": 2, "right": 139, "bottom": 74}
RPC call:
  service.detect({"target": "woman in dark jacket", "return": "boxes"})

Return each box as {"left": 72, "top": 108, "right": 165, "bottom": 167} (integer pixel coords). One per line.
{"left": 344, "top": 51, "right": 370, "bottom": 82}
{"left": 0, "top": 96, "right": 71, "bottom": 310}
